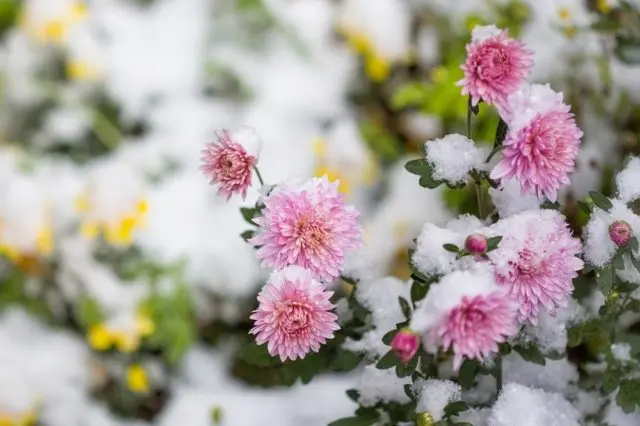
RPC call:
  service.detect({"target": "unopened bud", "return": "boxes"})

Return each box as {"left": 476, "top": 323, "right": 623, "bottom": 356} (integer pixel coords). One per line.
{"left": 391, "top": 329, "right": 420, "bottom": 363}
{"left": 416, "top": 411, "right": 435, "bottom": 426}
{"left": 609, "top": 220, "right": 631, "bottom": 247}
{"left": 464, "top": 233, "right": 488, "bottom": 255}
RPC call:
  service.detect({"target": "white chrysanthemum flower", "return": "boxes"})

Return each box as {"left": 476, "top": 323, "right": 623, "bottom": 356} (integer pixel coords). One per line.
{"left": 75, "top": 160, "right": 148, "bottom": 246}
{"left": 20, "top": 0, "right": 88, "bottom": 45}
{"left": 0, "top": 172, "right": 53, "bottom": 260}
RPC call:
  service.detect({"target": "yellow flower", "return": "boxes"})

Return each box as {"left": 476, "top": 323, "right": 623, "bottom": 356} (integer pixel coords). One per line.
{"left": 79, "top": 196, "right": 149, "bottom": 246}
{"left": 88, "top": 324, "right": 113, "bottom": 351}
{"left": 39, "top": 20, "right": 67, "bottom": 44}
{"left": 557, "top": 7, "right": 571, "bottom": 22}
{"left": 126, "top": 364, "right": 149, "bottom": 393}
{"left": 596, "top": 0, "right": 612, "bottom": 13}
{"left": 66, "top": 60, "right": 101, "bottom": 81}
{"left": 562, "top": 25, "right": 577, "bottom": 38}
{"left": 68, "top": 2, "right": 88, "bottom": 22}
{"left": 0, "top": 244, "right": 19, "bottom": 262}
{"left": 342, "top": 29, "right": 372, "bottom": 55}
{"left": 314, "top": 164, "right": 351, "bottom": 195}
{"left": 135, "top": 313, "right": 155, "bottom": 337}
{"left": 35, "top": 227, "right": 53, "bottom": 256}
{"left": 311, "top": 138, "right": 327, "bottom": 158}
{"left": 0, "top": 410, "right": 37, "bottom": 426}
{"left": 113, "top": 332, "right": 139, "bottom": 353}
{"left": 80, "top": 221, "right": 99, "bottom": 239}
{"left": 74, "top": 193, "right": 90, "bottom": 213}
{"left": 365, "top": 54, "right": 390, "bottom": 83}
{"left": 392, "top": 221, "right": 408, "bottom": 240}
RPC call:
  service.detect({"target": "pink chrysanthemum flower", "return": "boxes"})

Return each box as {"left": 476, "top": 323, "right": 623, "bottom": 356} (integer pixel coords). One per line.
{"left": 458, "top": 25, "right": 534, "bottom": 109}
{"left": 200, "top": 126, "right": 262, "bottom": 200}
{"left": 410, "top": 267, "right": 517, "bottom": 370}
{"left": 491, "top": 84, "right": 583, "bottom": 202}
{"left": 249, "top": 266, "right": 340, "bottom": 361}
{"left": 488, "top": 210, "right": 584, "bottom": 324}
{"left": 433, "top": 291, "right": 517, "bottom": 370}
{"left": 249, "top": 176, "right": 362, "bottom": 281}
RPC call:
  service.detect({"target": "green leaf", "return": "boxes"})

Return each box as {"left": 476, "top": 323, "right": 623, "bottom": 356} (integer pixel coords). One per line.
{"left": 411, "top": 281, "right": 429, "bottom": 305}
{"left": 404, "top": 384, "right": 414, "bottom": 400}
{"left": 514, "top": 344, "right": 545, "bottom": 366}
{"left": 444, "top": 400, "right": 470, "bottom": 417}
{"left": 617, "top": 281, "right": 639, "bottom": 293}
{"left": 346, "top": 389, "right": 360, "bottom": 402}
{"left": 616, "top": 379, "right": 640, "bottom": 413}
{"left": 376, "top": 350, "right": 400, "bottom": 370}
{"left": 419, "top": 173, "right": 441, "bottom": 189}
{"left": 613, "top": 253, "right": 626, "bottom": 270}
{"left": 603, "top": 369, "right": 622, "bottom": 394}
{"left": 328, "top": 416, "right": 378, "bottom": 426}
{"left": 629, "top": 237, "right": 639, "bottom": 253}
{"left": 499, "top": 342, "right": 512, "bottom": 355}
{"left": 630, "top": 256, "right": 640, "bottom": 274}
{"left": 457, "top": 359, "right": 478, "bottom": 389}
{"left": 493, "top": 118, "right": 508, "bottom": 149}
{"left": 443, "top": 244, "right": 459, "bottom": 253}
{"left": 399, "top": 297, "right": 412, "bottom": 319}
{"left": 577, "top": 200, "right": 592, "bottom": 214}
{"left": 240, "top": 230, "right": 255, "bottom": 242}
{"left": 240, "top": 207, "right": 260, "bottom": 225}
{"left": 405, "top": 159, "right": 431, "bottom": 176}
{"left": 289, "top": 352, "right": 325, "bottom": 384}
{"left": 240, "top": 342, "right": 280, "bottom": 367}
{"left": 331, "top": 350, "right": 363, "bottom": 372}
{"left": 382, "top": 329, "right": 398, "bottom": 345}
{"left": 615, "top": 35, "right": 640, "bottom": 65}
{"left": 486, "top": 236, "right": 502, "bottom": 251}
{"left": 589, "top": 191, "right": 613, "bottom": 212}
{"left": 595, "top": 265, "right": 615, "bottom": 295}
{"left": 76, "top": 297, "right": 103, "bottom": 328}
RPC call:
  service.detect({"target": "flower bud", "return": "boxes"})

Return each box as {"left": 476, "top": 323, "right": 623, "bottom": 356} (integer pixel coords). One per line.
{"left": 416, "top": 411, "right": 435, "bottom": 426}
{"left": 609, "top": 220, "right": 631, "bottom": 247}
{"left": 464, "top": 233, "right": 488, "bottom": 254}
{"left": 391, "top": 329, "right": 420, "bottom": 363}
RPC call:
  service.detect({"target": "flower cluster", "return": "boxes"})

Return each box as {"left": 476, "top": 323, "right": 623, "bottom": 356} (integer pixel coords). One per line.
{"left": 201, "top": 127, "right": 362, "bottom": 361}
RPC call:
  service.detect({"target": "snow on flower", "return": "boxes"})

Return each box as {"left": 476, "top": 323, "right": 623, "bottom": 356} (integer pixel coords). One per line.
{"left": 458, "top": 25, "right": 534, "bottom": 109}
{"left": 616, "top": 156, "right": 640, "bottom": 203}
{"left": 0, "top": 165, "right": 53, "bottom": 265}
{"left": 583, "top": 199, "right": 640, "bottom": 267}
{"left": 413, "top": 379, "right": 461, "bottom": 422}
{"left": 250, "top": 266, "right": 340, "bottom": 362}
{"left": 200, "top": 126, "right": 262, "bottom": 200}
{"left": 250, "top": 176, "right": 362, "bottom": 281}
{"left": 410, "top": 266, "right": 517, "bottom": 369}
{"left": 75, "top": 160, "right": 148, "bottom": 246}
{"left": 488, "top": 209, "right": 583, "bottom": 323}
{"left": 424, "top": 134, "right": 488, "bottom": 185}
{"left": 487, "top": 383, "right": 580, "bottom": 426}
{"left": 491, "top": 83, "right": 583, "bottom": 202}
{"left": 343, "top": 276, "right": 410, "bottom": 358}
{"left": 489, "top": 178, "right": 541, "bottom": 218}
{"left": 356, "top": 364, "right": 411, "bottom": 407}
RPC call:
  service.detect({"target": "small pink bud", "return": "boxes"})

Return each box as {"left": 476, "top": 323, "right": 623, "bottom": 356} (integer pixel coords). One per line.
{"left": 391, "top": 329, "right": 419, "bottom": 363}
{"left": 465, "top": 233, "right": 488, "bottom": 254}
{"left": 609, "top": 220, "right": 632, "bottom": 247}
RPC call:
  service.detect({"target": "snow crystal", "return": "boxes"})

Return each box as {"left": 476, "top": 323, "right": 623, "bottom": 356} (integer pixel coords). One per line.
{"left": 343, "top": 276, "right": 410, "bottom": 357}
{"left": 414, "top": 379, "right": 461, "bottom": 421}
{"left": 603, "top": 397, "right": 640, "bottom": 426}
{"left": 502, "top": 353, "right": 578, "bottom": 394}
{"left": 612, "top": 343, "right": 632, "bottom": 362}
{"left": 357, "top": 364, "right": 411, "bottom": 407}
{"left": 583, "top": 199, "right": 640, "bottom": 267}
{"left": 454, "top": 407, "right": 491, "bottom": 426}
{"left": 489, "top": 179, "right": 541, "bottom": 218}
{"left": 444, "top": 214, "right": 485, "bottom": 234}
{"left": 617, "top": 157, "right": 640, "bottom": 203}
{"left": 425, "top": 134, "right": 487, "bottom": 185}
{"left": 487, "top": 383, "right": 580, "bottom": 426}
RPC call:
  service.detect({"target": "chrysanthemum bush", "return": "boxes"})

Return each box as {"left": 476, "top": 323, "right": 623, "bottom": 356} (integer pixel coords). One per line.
{"left": 203, "top": 24, "right": 640, "bottom": 426}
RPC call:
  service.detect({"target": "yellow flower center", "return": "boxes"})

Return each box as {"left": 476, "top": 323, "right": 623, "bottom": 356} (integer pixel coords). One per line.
{"left": 365, "top": 54, "right": 390, "bottom": 83}
{"left": 0, "top": 410, "right": 37, "bottom": 426}
{"left": 557, "top": 7, "right": 571, "bottom": 22}
{"left": 126, "top": 364, "right": 150, "bottom": 393}
{"left": 66, "top": 60, "right": 101, "bottom": 81}
{"left": 78, "top": 196, "right": 149, "bottom": 246}
{"left": 596, "top": 0, "right": 612, "bottom": 13}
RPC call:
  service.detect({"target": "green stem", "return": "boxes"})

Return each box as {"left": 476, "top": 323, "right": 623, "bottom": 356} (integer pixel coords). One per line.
{"left": 253, "top": 166, "right": 265, "bottom": 186}
{"left": 466, "top": 97, "right": 473, "bottom": 139}
{"left": 92, "top": 109, "right": 121, "bottom": 150}
{"left": 476, "top": 180, "right": 486, "bottom": 220}
{"left": 495, "top": 354, "right": 503, "bottom": 394}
